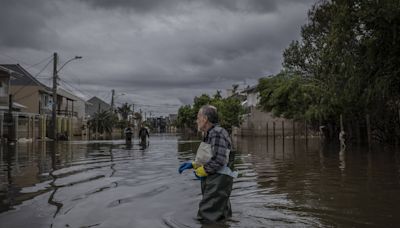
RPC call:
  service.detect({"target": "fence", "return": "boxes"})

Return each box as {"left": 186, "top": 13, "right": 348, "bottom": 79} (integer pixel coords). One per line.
{"left": 0, "top": 111, "right": 86, "bottom": 142}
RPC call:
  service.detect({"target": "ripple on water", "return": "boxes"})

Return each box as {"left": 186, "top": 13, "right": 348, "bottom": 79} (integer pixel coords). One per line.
{"left": 2, "top": 136, "right": 400, "bottom": 227}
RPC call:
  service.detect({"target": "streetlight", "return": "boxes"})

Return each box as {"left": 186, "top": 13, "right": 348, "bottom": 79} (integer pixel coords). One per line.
{"left": 51, "top": 52, "right": 82, "bottom": 140}
{"left": 57, "top": 56, "right": 82, "bottom": 73}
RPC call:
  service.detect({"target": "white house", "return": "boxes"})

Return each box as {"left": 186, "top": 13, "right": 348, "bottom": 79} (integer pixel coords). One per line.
{"left": 241, "top": 85, "right": 259, "bottom": 108}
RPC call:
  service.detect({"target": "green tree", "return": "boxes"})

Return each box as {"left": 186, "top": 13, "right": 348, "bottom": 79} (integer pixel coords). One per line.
{"left": 176, "top": 92, "right": 245, "bottom": 133}
{"left": 213, "top": 97, "right": 244, "bottom": 132}
{"left": 117, "top": 103, "right": 132, "bottom": 121}
{"left": 273, "top": 0, "right": 400, "bottom": 142}
{"left": 176, "top": 105, "right": 194, "bottom": 129}
{"left": 88, "top": 110, "right": 118, "bottom": 134}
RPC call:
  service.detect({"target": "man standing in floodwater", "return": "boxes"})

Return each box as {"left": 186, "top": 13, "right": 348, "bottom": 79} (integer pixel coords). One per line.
{"left": 179, "top": 105, "right": 234, "bottom": 222}
{"left": 138, "top": 123, "right": 149, "bottom": 145}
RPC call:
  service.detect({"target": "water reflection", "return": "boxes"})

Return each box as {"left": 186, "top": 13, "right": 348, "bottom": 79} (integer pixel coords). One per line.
{"left": 234, "top": 136, "right": 400, "bottom": 227}
{"left": 0, "top": 135, "right": 399, "bottom": 227}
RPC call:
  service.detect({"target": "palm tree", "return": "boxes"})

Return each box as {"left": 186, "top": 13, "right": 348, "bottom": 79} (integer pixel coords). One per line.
{"left": 117, "top": 103, "right": 132, "bottom": 120}
{"left": 88, "top": 110, "right": 117, "bottom": 135}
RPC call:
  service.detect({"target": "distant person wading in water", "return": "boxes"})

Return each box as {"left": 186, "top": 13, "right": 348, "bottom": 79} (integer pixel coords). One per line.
{"left": 138, "top": 124, "right": 149, "bottom": 145}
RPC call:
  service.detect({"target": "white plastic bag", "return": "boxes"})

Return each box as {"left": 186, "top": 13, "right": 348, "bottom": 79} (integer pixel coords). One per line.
{"left": 195, "top": 142, "right": 230, "bottom": 165}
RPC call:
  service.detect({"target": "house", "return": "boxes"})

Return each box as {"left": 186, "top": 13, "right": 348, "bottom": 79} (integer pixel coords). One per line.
{"left": 0, "top": 64, "right": 53, "bottom": 114}
{"left": 0, "top": 65, "right": 26, "bottom": 111}
{"left": 85, "top": 96, "right": 111, "bottom": 118}
{"left": 241, "top": 85, "right": 259, "bottom": 108}
{"left": 57, "top": 88, "right": 87, "bottom": 118}
{"left": 0, "top": 64, "right": 80, "bottom": 116}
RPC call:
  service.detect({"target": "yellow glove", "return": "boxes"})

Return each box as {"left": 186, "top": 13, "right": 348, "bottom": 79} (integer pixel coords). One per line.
{"left": 194, "top": 166, "right": 208, "bottom": 177}
{"left": 192, "top": 162, "right": 201, "bottom": 169}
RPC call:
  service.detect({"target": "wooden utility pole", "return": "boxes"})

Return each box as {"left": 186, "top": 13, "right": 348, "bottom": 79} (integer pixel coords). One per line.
{"left": 8, "top": 94, "right": 14, "bottom": 141}
{"left": 52, "top": 52, "right": 58, "bottom": 140}
{"left": 96, "top": 103, "right": 100, "bottom": 140}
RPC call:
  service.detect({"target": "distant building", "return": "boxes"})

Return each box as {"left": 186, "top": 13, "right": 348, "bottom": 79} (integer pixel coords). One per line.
{"left": 58, "top": 88, "right": 87, "bottom": 118}
{"left": 241, "top": 85, "right": 259, "bottom": 108}
{"left": 168, "top": 114, "right": 177, "bottom": 123}
{"left": 167, "top": 114, "right": 177, "bottom": 133}
{"left": 146, "top": 116, "right": 167, "bottom": 133}
{"left": 85, "top": 96, "right": 111, "bottom": 118}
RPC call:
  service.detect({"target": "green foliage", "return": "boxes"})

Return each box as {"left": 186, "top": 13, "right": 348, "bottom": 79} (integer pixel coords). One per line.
{"left": 212, "top": 97, "right": 244, "bottom": 131}
{"left": 262, "top": 0, "right": 400, "bottom": 142}
{"left": 88, "top": 110, "right": 118, "bottom": 134}
{"left": 116, "top": 120, "right": 130, "bottom": 130}
{"left": 258, "top": 72, "right": 339, "bottom": 123}
{"left": 117, "top": 103, "right": 132, "bottom": 121}
{"left": 176, "top": 105, "right": 195, "bottom": 129}
{"left": 176, "top": 92, "right": 245, "bottom": 132}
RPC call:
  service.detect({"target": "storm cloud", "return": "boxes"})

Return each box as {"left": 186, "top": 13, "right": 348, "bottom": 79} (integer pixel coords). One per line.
{"left": 0, "top": 0, "right": 316, "bottom": 115}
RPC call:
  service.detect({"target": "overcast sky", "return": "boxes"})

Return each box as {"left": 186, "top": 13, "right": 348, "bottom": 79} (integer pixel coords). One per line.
{"left": 0, "top": 0, "right": 316, "bottom": 116}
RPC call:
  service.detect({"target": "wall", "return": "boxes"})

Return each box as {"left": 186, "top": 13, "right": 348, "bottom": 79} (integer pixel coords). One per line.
{"left": 10, "top": 86, "right": 39, "bottom": 113}
{"left": 238, "top": 107, "right": 307, "bottom": 137}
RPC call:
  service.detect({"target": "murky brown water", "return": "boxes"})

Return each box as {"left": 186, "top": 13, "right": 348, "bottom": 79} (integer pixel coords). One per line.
{"left": 1, "top": 134, "right": 400, "bottom": 227}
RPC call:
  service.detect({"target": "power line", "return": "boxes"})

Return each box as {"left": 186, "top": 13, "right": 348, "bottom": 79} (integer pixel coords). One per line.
{"left": 0, "top": 52, "right": 31, "bottom": 65}
{"left": 58, "top": 78, "right": 94, "bottom": 99}
{"left": 32, "top": 58, "right": 53, "bottom": 78}
{"left": 13, "top": 58, "right": 54, "bottom": 96}
{"left": 26, "top": 54, "right": 53, "bottom": 69}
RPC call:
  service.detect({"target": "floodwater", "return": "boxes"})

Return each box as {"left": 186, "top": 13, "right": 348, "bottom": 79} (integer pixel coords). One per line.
{"left": 1, "top": 134, "right": 400, "bottom": 227}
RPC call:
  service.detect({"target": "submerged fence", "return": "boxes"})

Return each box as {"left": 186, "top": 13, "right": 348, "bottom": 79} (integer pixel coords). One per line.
{"left": 234, "top": 110, "right": 400, "bottom": 146}
{"left": 0, "top": 111, "right": 86, "bottom": 142}
{"left": 236, "top": 120, "right": 315, "bottom": 138}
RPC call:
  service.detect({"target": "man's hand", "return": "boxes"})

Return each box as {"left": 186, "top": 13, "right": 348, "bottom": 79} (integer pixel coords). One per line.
{"left": 194, "top": 166, "right": 208, "bottom": 177}
{"left": 178, "top": 162, "right": 193, "bottom": 174}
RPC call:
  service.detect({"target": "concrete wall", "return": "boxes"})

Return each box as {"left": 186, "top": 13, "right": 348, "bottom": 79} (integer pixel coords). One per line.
{"left": 10, "top": 86, "right": 39, "bottom": 113}
{"left": 238, "top": 107, "right": 307, "bottom": 137}
{"left": 73, "top": 100, "right": 86, "bottom": 118}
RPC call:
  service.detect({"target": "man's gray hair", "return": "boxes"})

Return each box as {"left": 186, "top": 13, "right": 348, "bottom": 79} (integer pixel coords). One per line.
{"left": 200, "top": 105, "right": 218, "bottom": 124}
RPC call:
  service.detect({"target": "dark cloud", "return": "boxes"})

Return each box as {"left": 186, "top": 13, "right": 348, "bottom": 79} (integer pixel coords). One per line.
{"left": 80, "top": 0, "right": 317, "bottom": 14}
{"left": 0, "top": 0, "right": 60, "bottom": 50}
{"left": 0, "top": 0, "right": 317, "bottom": 115}
{"left": 81, "top": 0, "right": 278, "bottom": 14}
{"left": 80, "top": 0, "right": 178, "bottom": 13}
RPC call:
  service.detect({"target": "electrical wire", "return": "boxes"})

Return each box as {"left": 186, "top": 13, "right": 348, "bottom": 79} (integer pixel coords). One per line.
{"left": 26, "top": 55, "right": 53, "bottom": 69}
{"left": 12, "top": 58, "right": 54, "bottom": 96}
{"left": 58, "top": 78, "right": 94, "bottom": 99}
{"left": 13, "top": 59, "right": 53, "bottom": 96}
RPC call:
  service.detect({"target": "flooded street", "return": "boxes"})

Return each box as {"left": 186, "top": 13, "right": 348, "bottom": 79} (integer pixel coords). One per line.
{"left": 1, "top": 134, "right": 400, "bottom": 227}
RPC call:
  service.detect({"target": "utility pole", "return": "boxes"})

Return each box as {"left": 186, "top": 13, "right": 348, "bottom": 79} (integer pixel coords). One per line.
{"left": 110, "top": 89, "right": 115, "bottom": 111}
{"left": 96, "top": 103, "right": 100, "bottom": 140}
{"left": 8, "top": 94, "right": 14, "bottom": 141}
{"left": 52, "top": 52, "right": 58, "bottom": 140}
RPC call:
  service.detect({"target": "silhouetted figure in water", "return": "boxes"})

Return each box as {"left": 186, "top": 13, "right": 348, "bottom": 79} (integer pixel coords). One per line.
{"left": 124, "top": 124, "right": 134, "bottom": 143}
{"left": 138, "top": 124, "right": 149, "bottom": 146}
